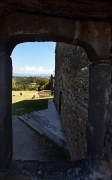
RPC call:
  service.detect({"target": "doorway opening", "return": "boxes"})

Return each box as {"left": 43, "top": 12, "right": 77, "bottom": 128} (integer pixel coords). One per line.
{"left": 11, "top": 42, "right": 69, "bottom": 162}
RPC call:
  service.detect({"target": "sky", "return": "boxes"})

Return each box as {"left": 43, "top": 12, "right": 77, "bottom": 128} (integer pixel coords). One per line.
{"left": 11, "top": 42, "right": 56, "bottom": 75}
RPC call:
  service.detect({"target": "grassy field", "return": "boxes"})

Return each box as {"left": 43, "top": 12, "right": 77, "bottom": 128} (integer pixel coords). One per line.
{"left": 12, "top": 91, "right": 53, "bottom": 116}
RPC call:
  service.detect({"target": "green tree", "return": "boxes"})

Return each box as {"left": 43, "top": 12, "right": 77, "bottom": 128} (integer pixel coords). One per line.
{"left": 12, "top": 76, "right": 51, "bottom": 91}
{"left": 12, "top": 78, "right": 17, "bottom": 90}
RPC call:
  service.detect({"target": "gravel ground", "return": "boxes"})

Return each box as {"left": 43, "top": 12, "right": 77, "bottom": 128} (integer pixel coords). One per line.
{"left": 12, "top": 115, "right": 68, "bottom": 161}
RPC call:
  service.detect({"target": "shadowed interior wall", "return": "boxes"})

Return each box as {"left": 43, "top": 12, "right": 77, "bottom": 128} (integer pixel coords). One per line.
{"left": 54, "top": 43, "right": 90, "bottom": 159}
{"left": 104, "top": 73, "right": 112, "bottom": 161}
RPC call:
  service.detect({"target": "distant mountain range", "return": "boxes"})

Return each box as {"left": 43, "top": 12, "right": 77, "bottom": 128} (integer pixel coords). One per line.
{"left": 13, "top": 73, "right": 51, "bottom": 78}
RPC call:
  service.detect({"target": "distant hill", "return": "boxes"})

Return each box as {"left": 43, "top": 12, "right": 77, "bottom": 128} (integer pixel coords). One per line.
{"left": 13, "top": 73, "right": 51, "bottom": 78}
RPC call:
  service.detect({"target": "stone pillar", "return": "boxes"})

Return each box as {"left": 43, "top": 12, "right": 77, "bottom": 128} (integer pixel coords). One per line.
{"left": 0, "top": 53, "right": 12, "bottom": 172}
{"left": 87, "top": 60, "right": 111, "bottom": 162}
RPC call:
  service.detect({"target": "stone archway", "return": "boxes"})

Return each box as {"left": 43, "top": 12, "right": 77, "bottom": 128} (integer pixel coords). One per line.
{"left": 0, "top": 11, "right": 111, "bottom": 171}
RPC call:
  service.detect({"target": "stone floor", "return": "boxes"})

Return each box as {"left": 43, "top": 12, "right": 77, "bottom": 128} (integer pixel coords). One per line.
{"left": 1, "top": 99, "right": 112, "bottom": 179}
{"left": 19, "top": 99, "right": 68, "bottom": 150}
{"left": 12, "top": 115, "right": 68, "bottom": 161}
{"left": 2, "top": 158, "right": 112, "bottom": 180}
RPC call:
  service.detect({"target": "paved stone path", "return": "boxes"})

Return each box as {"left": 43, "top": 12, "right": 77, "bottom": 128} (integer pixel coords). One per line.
{"left": 19, "top": 99, "right": 68, "bottom": 150}
{"left": 12, "top": 115, "right": 68, "bottom": 161}
{"left": 2, "top": 101, "right": 112, "bottom": 179}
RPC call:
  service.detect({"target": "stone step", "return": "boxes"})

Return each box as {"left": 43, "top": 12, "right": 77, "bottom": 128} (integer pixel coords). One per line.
{"left": 1, "top": 159, "right": 111, "bottom": 179}
{"left": 19, "top": 115, "right": 43, "bottom": 135}
{"left": 36, "top": 158, "right": 92, "bottom": 180}
{"left": 1, "top": 158, "right": 92, "bottom": 180}
{"left": 19, "top": 115, "right": 68, "bottom": 150}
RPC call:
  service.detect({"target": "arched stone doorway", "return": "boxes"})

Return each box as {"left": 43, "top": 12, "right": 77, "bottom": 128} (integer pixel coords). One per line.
{"left": 0, "top": 12, "right": 111, "bottom": 171}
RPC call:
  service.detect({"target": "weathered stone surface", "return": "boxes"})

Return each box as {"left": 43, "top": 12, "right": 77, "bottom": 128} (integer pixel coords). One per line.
{"left": 2, "top": 159, "right": 112, "bottom": 179}
{"left": 87, "top": 62, "right": 111, "bottom": 161}
{"left": 54, "top": 43, "right": 90, "bottom": 160}
{"left": 54, "top": 43, "right": 112, "bottom": 162}
{"left": 0, "top": 1, "right": 112, "bottom": 20}
{"left": 0, "top": 54, "right": 12, "bottom": 171}
{"left": 0, "top": 13, "right": 110, "bottom": 62}
{"left": 104, "top": 96, "right": 112, "bottom": 161}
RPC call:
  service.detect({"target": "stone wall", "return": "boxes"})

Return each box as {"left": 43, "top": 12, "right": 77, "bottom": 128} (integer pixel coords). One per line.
{"left": 50, "top": 74, "right": 55, "bottom": 95}
{"left": 0, "top": 1, "right": 112, "bottom": 20}
{"left": 104, "top": 86, "right": 112, "bottom": 160}
{"left": 54, "top": 43, "right": 90, "bottom": 160}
